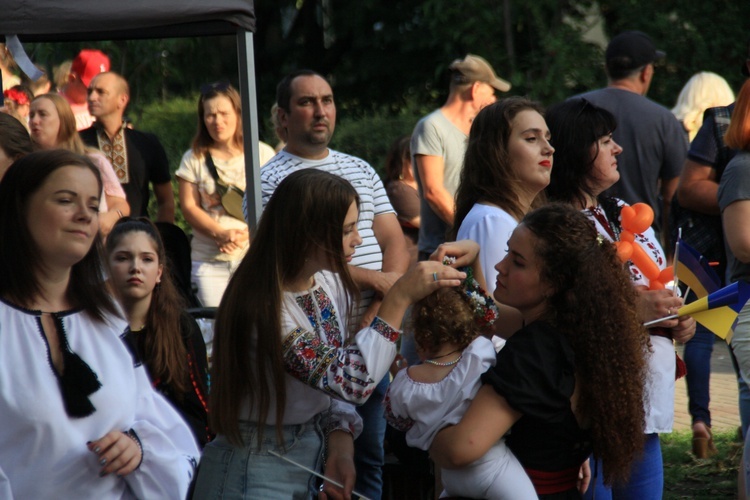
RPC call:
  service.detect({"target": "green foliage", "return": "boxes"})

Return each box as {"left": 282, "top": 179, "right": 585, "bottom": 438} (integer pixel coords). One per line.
{"left": 661, "top": 430, "right": 740, "bottom": 499}
{"left": 137, "top": 96, "right": 198, "bottom": 233}
{"left": 332, "top": 96, "right": 432, "bottom": 175}
{"left": 137, "top": 95, "right": 198, "bottom": 173}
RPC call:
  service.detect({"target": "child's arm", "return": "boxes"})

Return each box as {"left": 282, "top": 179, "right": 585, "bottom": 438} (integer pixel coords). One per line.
{"left": 430, "top": 385, "right": 521, "bottom": 469}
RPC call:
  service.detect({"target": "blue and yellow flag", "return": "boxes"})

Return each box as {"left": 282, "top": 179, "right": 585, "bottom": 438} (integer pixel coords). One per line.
{"left": 675, "top": 239, "right": 721, "bottom": 298}
{"left": 677, "top": 281, "right": 750, "bottom": 342}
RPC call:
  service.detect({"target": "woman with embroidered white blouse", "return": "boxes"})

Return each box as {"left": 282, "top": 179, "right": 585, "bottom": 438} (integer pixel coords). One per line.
{"left": 0, "top": 150, "right": 199, "bottom": 499}
{"left": 193, "top": 169, "right": 466, "bottom": 499}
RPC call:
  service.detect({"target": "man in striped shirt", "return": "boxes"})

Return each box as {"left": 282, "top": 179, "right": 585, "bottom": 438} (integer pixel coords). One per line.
{"left": 255, "top": 69, "right": 408, "bottom": 499}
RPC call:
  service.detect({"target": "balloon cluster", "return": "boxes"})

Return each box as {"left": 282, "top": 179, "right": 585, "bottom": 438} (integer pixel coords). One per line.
{"left": 614, "top": 203, "right": 673, "bottom": 290}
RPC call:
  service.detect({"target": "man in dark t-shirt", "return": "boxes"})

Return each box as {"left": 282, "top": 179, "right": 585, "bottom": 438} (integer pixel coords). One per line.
{"left": 81, "top": 72, "right": 174, "bottom": 221}
{"left": 579, "top": 31, "right": 686, "bottom": 239}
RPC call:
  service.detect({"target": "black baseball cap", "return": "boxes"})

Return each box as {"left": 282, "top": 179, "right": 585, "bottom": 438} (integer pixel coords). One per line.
{"left": 606, "top": 31, "right": 666, "bottom": 73}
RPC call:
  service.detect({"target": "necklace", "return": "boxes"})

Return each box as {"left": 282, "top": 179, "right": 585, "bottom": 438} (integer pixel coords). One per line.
{"left": 424, "top": 354, "right": 463, "bottom": 367}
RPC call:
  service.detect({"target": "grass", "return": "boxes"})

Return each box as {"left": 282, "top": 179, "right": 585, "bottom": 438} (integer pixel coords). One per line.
{"left": 662, "top": 429, "right": 741, "bottom": 499}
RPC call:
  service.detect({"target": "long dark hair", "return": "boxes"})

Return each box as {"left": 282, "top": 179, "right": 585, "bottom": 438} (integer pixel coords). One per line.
{"left": 210, "top": 169, "right": 360, "bottom": 446}
{"left": 451, "top": 97, "right": 545, "bottom": 239}
{"left": 545, "top": 98, "right": 618, "bottom": 208}
{"left": 0, "top": 149, "right": 118, "bottom": 321}
{"left": 522, "top": 203, "right": 649, "bottom": 484}
{"left": 106, "top": 217, "right": 190, "bottom": 395}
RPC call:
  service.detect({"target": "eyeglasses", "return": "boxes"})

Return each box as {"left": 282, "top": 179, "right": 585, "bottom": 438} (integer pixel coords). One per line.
{"left": 200, "top": 81, "right": 231, "bottom": 97}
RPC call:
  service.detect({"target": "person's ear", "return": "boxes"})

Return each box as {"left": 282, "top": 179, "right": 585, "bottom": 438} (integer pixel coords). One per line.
{"left": 278, "top": 106, "right": 289, "bottom": 129}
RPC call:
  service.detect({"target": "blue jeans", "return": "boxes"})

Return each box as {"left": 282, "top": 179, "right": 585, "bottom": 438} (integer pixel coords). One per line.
{"left": 683, "top": 324, "right": 715, "bottom": 425}
{"left": 354, "top": 375, "right": 388, "bottom": 499}
{"left": 192, "top": 417, "right": 324, "bottom": 499}
{"left": 583, "top": 433, "right": 663, "bottom": 500}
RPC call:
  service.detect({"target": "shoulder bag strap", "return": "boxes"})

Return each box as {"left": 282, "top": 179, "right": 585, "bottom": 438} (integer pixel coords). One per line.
{"left": 204, "top": 153, "right": 223, "bottom": 184}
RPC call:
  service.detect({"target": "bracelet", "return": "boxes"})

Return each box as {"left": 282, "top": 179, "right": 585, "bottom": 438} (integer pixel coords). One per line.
{"left": 125, "top": 428, "right": 144, "bottom": 470}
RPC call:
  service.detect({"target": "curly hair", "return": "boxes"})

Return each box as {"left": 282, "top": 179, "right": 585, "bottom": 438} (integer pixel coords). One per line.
{"left": 411, "top": 288, "right": 479, "bottom": 356}
{"left": 522, "top": 203, "right": 649, "bottom": 485}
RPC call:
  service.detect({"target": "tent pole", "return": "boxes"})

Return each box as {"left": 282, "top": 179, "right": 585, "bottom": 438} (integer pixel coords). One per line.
{"left": 237, "top": 30, "right": 261, "bottom": 231}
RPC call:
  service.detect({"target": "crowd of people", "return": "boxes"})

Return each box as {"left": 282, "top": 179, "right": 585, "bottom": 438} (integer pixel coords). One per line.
{"left": 0, "top": 30, "right": 749, "bottom": 500}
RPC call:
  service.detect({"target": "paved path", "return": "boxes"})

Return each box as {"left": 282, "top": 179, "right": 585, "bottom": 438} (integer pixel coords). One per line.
{"left": 673, "top": 342, "right": 740, "bottom": 431}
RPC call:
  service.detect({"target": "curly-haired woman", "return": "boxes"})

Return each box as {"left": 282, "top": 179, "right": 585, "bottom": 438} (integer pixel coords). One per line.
{"left": 430, "top": 204, "right": 652, "bottom": 498}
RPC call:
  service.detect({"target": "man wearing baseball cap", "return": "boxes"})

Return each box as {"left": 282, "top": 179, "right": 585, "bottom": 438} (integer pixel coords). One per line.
{"left": 60, "top": 49, "right": 110, "bottom": 130}
{"left": 580, "top": 31, "right": 687, "bottom": 242}
{"left": 411, "top": 54, "right": 510, "bottom": 260}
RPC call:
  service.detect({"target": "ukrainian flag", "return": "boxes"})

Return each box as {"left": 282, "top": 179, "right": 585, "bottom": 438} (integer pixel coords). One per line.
{"left": 675, "top": 239, "right": 721, "bottom": 298}
{"left": 677, "top": 281, "right": 750, "bottom": 342}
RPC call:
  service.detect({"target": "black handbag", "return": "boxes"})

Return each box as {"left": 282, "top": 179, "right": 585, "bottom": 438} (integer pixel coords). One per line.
{"left": 204, "top": 153, "right": 246, "bottom": 221}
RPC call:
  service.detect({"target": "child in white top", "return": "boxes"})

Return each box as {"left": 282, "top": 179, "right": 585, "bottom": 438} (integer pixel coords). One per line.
{"left": 385, "top": 267, "right": 536, "bottom": 499}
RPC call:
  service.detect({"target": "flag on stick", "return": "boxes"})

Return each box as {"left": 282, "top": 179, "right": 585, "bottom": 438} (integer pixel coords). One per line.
{"left": 675, "top": 239, "right": 721, "bottom": 298}
{"left": 676, "top": 281, "right": 750, "bottom": 342}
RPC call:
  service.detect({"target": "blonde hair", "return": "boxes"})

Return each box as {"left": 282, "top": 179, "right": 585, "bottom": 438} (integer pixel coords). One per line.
{"left": 31, "top": 93, "right": 87, "bottom": 154}
{"left": 672, "top": 72, "right": 735, "bottom": 142}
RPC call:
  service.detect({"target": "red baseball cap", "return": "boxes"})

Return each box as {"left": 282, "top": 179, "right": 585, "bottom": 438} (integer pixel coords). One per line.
{"left": 72, "top": 49, "right": 110, "bottom": 87}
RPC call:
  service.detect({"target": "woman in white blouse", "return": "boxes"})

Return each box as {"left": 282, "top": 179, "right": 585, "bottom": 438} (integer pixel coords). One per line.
{"left": 0, "top": 149, "right": 199, "bottom": 499}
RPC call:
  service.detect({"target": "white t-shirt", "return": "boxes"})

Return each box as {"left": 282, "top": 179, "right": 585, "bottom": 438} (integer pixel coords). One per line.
{"left": 175, "top": 150, "right": 249, "bottom": 263}
{"left": 456, "top": 203, "right": 518, "bottom": 294}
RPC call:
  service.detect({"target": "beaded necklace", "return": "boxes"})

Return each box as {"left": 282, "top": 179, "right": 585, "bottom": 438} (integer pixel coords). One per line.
{"left": 423, "top": 354, "right": 463, "bottom": 367}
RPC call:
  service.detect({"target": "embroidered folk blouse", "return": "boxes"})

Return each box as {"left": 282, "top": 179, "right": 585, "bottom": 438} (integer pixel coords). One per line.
{"left": 0, "top": 300, "right": 200, "bottom": 499}
{"left": 244, "top": 270, "right": 400, "bottom": 436}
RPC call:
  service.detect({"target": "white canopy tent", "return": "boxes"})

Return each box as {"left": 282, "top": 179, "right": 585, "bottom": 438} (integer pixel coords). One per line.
{"left": 0, "top": 0, "right": 263, "bottom": 227}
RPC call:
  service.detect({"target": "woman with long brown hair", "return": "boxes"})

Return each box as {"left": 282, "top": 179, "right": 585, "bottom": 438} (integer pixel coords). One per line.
{"left": 106, "top": 217, "right": 210, "bottom": 447}
{"left": 0, "top": 150, "right": 198, "bottom": 498}
{"left": 431, "top": 204, "right": 651, "bottom": 497}
{"left": 193, "top": 168, "right": 466, "bottom": 499}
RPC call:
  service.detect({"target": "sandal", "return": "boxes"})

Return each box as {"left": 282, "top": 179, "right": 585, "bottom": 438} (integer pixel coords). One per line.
{"left": 692, "top": 421, "right": 717, "bottom": 459}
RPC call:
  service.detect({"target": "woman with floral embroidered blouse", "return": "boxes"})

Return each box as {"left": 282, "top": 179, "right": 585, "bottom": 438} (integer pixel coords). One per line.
{"left": 192, "top": 169, "right": 467, "bottom": 499}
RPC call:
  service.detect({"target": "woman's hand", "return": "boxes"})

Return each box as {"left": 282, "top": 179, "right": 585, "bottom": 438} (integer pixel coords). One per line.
{"left": 430, "top": 240, "right": 481, "bottom": 268}
{"left": 391, "top": 261, "right": 466, "bottom": 304}
{"left": 672, "top": 314, "right": 696, "bottom": 344}
{"left": 578, "top": 458, "right": 591, "bottom": 495}
{"left": 319, "top": 430, "right": 356, "bottom": 500}
{"left": 88, "top": 430, "right": 142, "bottom": 478}
{"left": 635, "top": 287, "right": 682, "bottom": 328}
{"left": 376, "top": 261, "right": 466, "bottom": 334}
{"left": 215, "top": 228, "right": 249, "bottom": 253}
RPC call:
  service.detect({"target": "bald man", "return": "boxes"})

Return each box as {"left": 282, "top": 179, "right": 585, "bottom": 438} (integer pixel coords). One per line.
{"left": 81, "top": 72, "right": 174, "bottom": 222}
